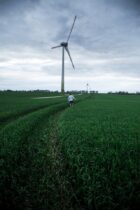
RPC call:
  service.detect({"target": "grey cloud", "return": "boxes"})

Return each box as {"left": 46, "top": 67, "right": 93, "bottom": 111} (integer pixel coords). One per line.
{"left": 0, "top": 0, "right": 139, "bottom": 91}
{"left": 0, "top": 0, "right": 39, "bottom": 10}
{"left": 108, "top": 0, "right": 140, "bottom": 13}
{"left": 0, "top": 58, "right": 11, "bottom": 62}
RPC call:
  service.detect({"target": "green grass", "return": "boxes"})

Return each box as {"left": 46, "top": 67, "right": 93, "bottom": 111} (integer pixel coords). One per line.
{"left": 0, "top": 102, "right": 68, "bottom": 209}
{"left": 0, "top": 91, "right": 88, "bottom": 209}
{"left": 58, "top": 94, "right": 140, "bottom": 210}
{"left": 0, "top": 92, "right": 139, "bottom": 209}
{"left": 0, "top": 91, "right": 65, "bottom": 128}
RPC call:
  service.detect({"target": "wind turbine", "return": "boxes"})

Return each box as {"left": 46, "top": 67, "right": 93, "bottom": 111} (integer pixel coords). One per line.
{"left": 52, "top": 16, "right": 77, "bottom": 94}
{"left": 86, "top": 83, "right": 89, "bottom": 93}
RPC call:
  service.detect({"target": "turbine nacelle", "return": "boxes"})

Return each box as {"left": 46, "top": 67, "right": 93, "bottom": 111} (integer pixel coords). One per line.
{"left": 61, "top": 42, "right": 68, "bottom": 47}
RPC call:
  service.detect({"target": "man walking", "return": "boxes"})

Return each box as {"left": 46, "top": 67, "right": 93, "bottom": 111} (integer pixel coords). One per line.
{"left": 67, "top": 93, "right": 75, "bottom": 106}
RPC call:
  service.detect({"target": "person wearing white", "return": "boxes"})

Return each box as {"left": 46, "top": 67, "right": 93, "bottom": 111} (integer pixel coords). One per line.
{"left": 68, "top": 94, "right": 75, "bottom": 106}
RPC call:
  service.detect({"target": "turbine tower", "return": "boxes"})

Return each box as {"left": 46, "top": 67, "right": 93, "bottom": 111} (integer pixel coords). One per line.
{"left": 52, "top": 16, "right": 77, "bottom": 94}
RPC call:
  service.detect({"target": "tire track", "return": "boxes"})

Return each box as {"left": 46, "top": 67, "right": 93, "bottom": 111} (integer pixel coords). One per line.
{"left": 40, "top": 111, "right": 82, "bottom": 209}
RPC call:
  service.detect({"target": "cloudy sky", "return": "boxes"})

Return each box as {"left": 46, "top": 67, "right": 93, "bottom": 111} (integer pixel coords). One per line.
{"left": 0, "top": 0, "right": 140, "bottom": 92}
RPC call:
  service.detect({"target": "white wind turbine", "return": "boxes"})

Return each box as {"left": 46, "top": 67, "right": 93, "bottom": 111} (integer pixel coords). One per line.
{"left": 52, "top": 16, "right": 77, "bottom": 94}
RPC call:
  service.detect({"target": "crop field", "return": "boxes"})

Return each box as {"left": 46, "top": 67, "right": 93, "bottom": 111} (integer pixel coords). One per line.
{"left": 0, "top": 92, "right": 139, "bottom": 210}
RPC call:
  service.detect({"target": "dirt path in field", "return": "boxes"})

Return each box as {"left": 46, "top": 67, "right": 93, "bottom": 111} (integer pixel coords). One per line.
{"left": 42, "top": 111, "right": 81, "bottom": 210}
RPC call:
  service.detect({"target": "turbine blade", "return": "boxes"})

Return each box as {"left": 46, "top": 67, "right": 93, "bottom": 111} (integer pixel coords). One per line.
{"left": 51, "top": 45, "right": 61, "bottom": 49}
{"left": 65, "top": 47, "right": 75, "bottom": 69}
{"left": 66, "top": 16, "right": 77, "bottom": 43}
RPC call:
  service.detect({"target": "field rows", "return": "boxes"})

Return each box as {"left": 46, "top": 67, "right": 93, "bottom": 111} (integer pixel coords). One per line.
{"left": 0, "top": 93, "right": 88, "bottom": 209}
{"left": 0, "top": 93, "right": 139, "bottom": 209}
{"left": 58, "top": 95, "right": 140, "bottom": 209}
{"left": 0, "top": 101, "right": 68, "bottom": 209}
{"left": 0, "top": 95, "right": 66, "bottom": 130}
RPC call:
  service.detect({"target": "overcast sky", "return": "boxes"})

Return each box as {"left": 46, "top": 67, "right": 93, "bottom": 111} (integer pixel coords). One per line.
{"left": 0, "top": 0, "right": 140, "bottom": 92}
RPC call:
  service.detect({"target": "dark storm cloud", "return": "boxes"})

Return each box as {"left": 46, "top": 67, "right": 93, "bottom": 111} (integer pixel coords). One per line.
{"left": 0, "top": 0, "right": 40, "bottom": 21}
{"left": 0, "top": 0, "right": 19, "bottom": 8}
{"left": 108, "top": 0, "right": 140, "bottom": 14}
{"left": 120, "top": 0, "right": 140, "bottom": 10}
{"left": 0, "top": 0, "right": 39, "bottom": 9}
{"left": 0, "top": 0, "right": 43, "bottom": 50}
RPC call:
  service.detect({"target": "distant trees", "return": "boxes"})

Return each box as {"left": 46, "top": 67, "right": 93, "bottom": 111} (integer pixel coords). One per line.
{"left": 0, "top": 89, "right": 139, "bottom": 95}
{"left": 107, "top": 91, "right": 140, "bottom": 95}
{"left": 65, "top": 90, "right": 98, "bottom": 94}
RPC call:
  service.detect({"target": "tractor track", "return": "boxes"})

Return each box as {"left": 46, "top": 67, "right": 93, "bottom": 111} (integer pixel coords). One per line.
{"left": 39, "top": 110, "right": 82, "bottom": 210}
{"left": 0, "top": 101, "right": 65, "bottom": 131}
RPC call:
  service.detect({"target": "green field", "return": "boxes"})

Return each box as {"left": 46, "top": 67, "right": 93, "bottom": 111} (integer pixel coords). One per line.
{"left": 0, "top": 92, "right": 139, "bottom": 210}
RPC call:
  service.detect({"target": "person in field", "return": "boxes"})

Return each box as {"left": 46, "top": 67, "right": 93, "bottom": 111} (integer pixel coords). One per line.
{"left": 67, "top": 93, "right": 75, "bottom": 106}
